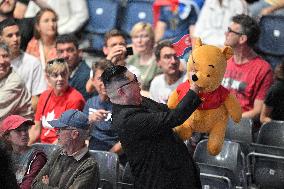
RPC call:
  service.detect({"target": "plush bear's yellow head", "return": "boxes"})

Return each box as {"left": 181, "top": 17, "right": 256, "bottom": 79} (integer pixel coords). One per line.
{"left": 187, "top": 38, "right": 233, "bottom": 92}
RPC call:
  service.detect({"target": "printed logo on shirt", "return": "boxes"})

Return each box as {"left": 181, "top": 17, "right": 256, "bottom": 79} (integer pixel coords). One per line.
{"left": 41, "top": 110, "right": 56, "bottom": 129}
{"left": 222, "top": 77, "right": 247, "bottom": 92}
{"left": 89, "top": 108, "right": 112, "bottom": 121}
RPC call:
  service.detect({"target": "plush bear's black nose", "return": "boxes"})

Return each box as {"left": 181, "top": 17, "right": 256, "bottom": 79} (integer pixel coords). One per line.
{"left": 192, "top": 74, "right": 198, "bottom": 81}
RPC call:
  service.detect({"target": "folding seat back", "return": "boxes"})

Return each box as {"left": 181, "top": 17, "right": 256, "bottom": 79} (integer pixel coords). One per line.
{"left": 117, "top": 162, "right": 134, "bottom": 189}
{"left": 120, "top": 0, "right": 154, "bottom": 36}
{"left": 257, "top": 121, "right": 284, "bottom": 147}
{"left": 247, "top": 143, "right": 284, "bottom": 189}
{"left": 32, "top": 143, "right": 59, "bottom": 159}
{"left": 225, "top": 118, "right": 253, "bottom": 155}
{"left": 256, "top": 15, "right": 284, "bottom": 69}
{"left": 89, "top": 150, "right": 120, "bottom": 189}
{"left": 85, "top": 0, "right": 120, "bottom": 34}
{"left": 194, "top": 139, "right": 246, "bottom": 188}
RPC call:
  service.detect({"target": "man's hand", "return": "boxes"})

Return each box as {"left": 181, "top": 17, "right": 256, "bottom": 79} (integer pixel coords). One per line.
{"left": 89, "top": 109, "right": 110, "bottom": 123}
{"left": 42, "top": 175, "right": 49, "bottom": 185}
{"left": 106, "top": 45, "right": 126, "bottom": 65}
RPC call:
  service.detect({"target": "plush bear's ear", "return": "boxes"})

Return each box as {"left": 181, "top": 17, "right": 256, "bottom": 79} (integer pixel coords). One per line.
{"left": 222, "top": 46, "right": 233, "bottom": 60}
{"left": 193, "top": 37, "right": 202, "bottom": 50}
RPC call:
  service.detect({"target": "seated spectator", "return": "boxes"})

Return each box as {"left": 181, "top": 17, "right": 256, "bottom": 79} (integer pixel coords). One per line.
{"left": 249, "top": 0, "right": 284, "bottom": 18}
{"left": 56, "top": 34, "right": 91, "bottom": 100}
{"left": 86, "top": 29, "right": 128, "bottom": 94}
{"left": 26, "top": 8, "right": 57, "bottom": 67}
{"left": 0, "top": 42, "right": 33, "bottom": 120}
{"left": 222, "top": 14, "right": 273, "bottom": 122}
{"left": 0, "top": 140, "right": 18, "bottom": 189}
{"left": 23, "top": 0, "right": 88, "bottom": 35}
{"left": 83, "top": 59, "right": 122, "bottom": 154}
{"left": 150, "top": 40, "right": 186, "bottom": 104}
{"left": 0, "top": 18, "right": 47, "bottom": 111}
{"left": 154, "top": 0, "right": 198, "bottom": 42}
{"left": 191, "top": 0, "right": 248, "bottom": 47}
{"left": 0, "top": 0, "right": 34, "bottom": 50}
{"left": 0, "top": 115, "right": 47, "bottom": 189}
{"left": 260, "top": 62, "right": 284, "bottom": 123}
{"left": 127, "top": 22, "right": 161, "bottom": 91}
{"left": 31, "top": 109, "right": 99, "bottom": 189}
{"left": 29, "top": 58, "right": 85, "bottom": 145}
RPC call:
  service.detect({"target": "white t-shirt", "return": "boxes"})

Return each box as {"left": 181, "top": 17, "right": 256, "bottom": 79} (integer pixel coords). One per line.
{"left": 193, "top": 0, "right": 248, "bottom": 47}
{"left": 149, "top": 73, "right": 187, "bottom": 104}
{"left": 24, "top": 0, "right": 89, "bottom": 34}
{"left": 11, "top": 52, "right": 47, "bottom": 96}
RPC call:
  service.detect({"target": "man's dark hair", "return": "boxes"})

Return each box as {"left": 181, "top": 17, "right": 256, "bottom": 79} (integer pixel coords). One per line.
{"left": 104, "top": 29, "right": 126, "bottom": 47}
{"left": 91, "top": 58, "right": 112, "bottom": 78}
{"left": 232, "top": 14, "right": 260, "bottom": 48}
{"left": 154, "top": 40, "right": 174, "bottom": 61}
{"left": 56, "top": 34, "right": 79, "bottom": 49}
{"left": 0, "top": 18, "right": 18, "bottom": 35}
{"left": 101, "top": 65, "right": 128, "bottom": 86}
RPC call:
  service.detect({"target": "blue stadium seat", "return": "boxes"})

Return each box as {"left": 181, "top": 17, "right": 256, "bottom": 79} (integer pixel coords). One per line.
{"left": 120, "top": 0, "right": 154, "bottom": 36}
{"left": 85, "top": 0, "right": 120, "bottom": 34}
{"left": 256, "top": 15, "right": 284, "bottom": 69}
{"left": 84, "top": 0, "right": 120, "bottom": 50}
{"left": 194, "top": 139, "right": 246, "bottom": 189}
{"left": 89, "top": 150, "right": 120, "bottom": 189}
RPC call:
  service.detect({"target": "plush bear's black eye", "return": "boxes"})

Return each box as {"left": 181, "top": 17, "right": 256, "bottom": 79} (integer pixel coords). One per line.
{"left": 207, "top": 74, "right": 210, "bottom": 77}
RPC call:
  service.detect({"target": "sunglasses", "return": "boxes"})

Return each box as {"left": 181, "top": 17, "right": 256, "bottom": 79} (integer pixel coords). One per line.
{"left": 47, "top": 58, "right": 66, "bottom": 65}
{"left": 227, "top": 27, "right": 244, "bottom": 35}
{"left": 118, "top": 75, "right": 138, "bottom": 89}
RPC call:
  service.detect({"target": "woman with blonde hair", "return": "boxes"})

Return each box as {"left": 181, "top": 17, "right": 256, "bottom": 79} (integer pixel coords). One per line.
{"left": 127, "top": 22, "right": 161, "bottom": 91}
{"left": 26, "top": 8, "right": 58, "bottom": 67}
{"left": 29, "top": 58, "right": 85, "bottom": 145}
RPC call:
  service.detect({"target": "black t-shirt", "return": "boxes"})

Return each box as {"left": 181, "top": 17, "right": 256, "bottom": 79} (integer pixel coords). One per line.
{"left": 264, "top": 79, "right": 284, "bottom": 121}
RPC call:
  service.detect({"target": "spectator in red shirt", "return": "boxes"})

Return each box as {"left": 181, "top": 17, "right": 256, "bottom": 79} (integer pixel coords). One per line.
{"left": 29, "top": 58, "right": 85, "bottom": 145}
{"left": 222, "top": 14, "right": 273, "bottom": 122}
{"left": 0, "top": 115, "right": 47, "bottom": 189}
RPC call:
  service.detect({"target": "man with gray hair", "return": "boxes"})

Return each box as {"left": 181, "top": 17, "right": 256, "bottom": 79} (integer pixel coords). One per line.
{"left": 101, "top": 65, "right": 202, "bottom": 188}
{"left": 31, "top": 109, "right": 99, "bottom": 189}
{"left": 0, "top": 42, "right": 33, "bottom": 120}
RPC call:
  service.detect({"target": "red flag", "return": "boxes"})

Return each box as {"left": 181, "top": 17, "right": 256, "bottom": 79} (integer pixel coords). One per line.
{"left": 172, "top": 34, "right": 192, "bottom": 57}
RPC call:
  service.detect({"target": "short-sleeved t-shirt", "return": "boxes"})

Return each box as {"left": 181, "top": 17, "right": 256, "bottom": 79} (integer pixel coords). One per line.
{"left": 35, "top": 86, "right": 85, "bottom": 143}
{"left": 222, "top": 56, "right": 273, "bottom": 112}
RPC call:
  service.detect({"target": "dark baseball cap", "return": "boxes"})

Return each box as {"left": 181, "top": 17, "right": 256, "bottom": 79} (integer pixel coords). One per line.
{"left": 48, "top": 109, "right": 89, "bottom": 129}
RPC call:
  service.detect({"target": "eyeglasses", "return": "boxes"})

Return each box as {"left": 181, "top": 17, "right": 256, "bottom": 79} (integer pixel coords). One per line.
{"left": 118, "top": 75, "right": 138, "bottom": 89}
{"left": 227, "top": 27, "right": 244, "bottom": 35}
{"left": 47, "top": 58, "right": 66, "bottom": 65}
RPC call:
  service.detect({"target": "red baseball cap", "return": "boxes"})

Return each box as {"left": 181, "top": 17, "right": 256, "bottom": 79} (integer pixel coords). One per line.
{"left": 0, "top": 115, "right": 34, "bottom": 136}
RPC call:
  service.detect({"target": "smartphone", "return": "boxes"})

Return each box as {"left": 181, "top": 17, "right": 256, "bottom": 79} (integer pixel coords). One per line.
{"left": 126, "top": 46, "right": 133, "bottom": 56}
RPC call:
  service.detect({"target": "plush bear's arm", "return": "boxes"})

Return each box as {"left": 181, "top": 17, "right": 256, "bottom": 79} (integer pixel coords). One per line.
{"left": 167, "top": 90, "right": 179, "bottom": 109}
{"left": 224, "top": 93, "right": 242, "bottom": 123}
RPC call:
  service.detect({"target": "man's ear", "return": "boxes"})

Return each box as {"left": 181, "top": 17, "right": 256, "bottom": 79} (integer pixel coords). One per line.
{"left": 239, "top": 35, "right": 248, "bottom": 45}
{"left": 103, "top": 46, "right": 108, "bottom": 56}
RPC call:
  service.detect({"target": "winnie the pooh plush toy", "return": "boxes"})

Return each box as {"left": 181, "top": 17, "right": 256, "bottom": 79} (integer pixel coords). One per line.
{"left": 168, "top": 38, "right": 242, "bottom": 155}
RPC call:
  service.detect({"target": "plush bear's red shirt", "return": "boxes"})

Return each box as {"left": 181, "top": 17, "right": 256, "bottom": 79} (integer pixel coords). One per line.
{"left": 176, "top": 80, "right": 229, "bottom": 110}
